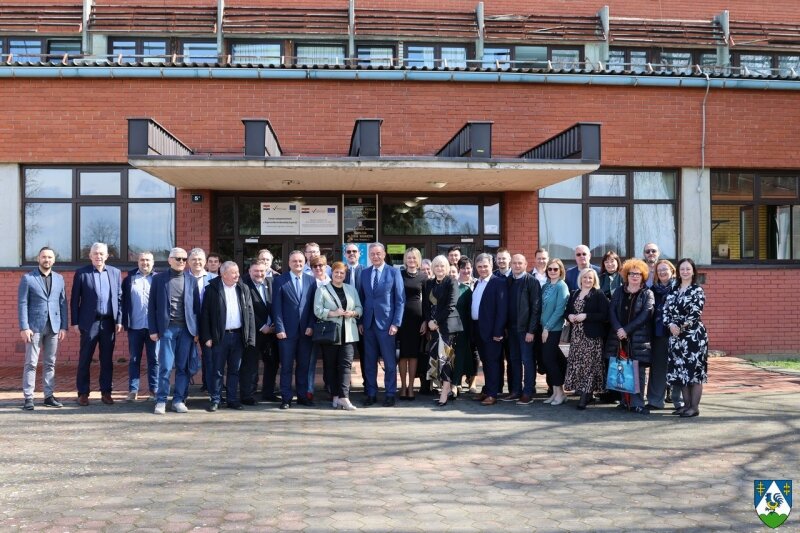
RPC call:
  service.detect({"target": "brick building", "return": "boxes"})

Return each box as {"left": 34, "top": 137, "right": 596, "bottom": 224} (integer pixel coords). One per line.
{"left": 1, "top": 0, "right": 799, "bottom": 363}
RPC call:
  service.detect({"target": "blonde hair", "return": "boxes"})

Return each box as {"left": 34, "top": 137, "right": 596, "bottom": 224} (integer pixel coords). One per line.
{"left": 578, "top": 267, "right": 600, "bottom": 289}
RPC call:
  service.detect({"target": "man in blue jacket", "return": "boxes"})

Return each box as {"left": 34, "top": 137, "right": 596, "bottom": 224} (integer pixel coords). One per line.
{"left": 19, "top": 246, "right": 68, "bottom": 410}
{"left": 122, "top": 251, "right": 158, "bottom": 401}
{"left": 470, "top": 253, "right": 508, "bottom": 406}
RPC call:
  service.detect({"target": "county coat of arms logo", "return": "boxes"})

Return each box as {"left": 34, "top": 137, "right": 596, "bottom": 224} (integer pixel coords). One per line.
{"left": 755, "top": 480, "right": 792, "bottom": 529}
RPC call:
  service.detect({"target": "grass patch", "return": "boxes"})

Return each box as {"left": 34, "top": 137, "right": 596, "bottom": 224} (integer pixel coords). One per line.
{"left": 751, "top": 359, "right": 800, "bottom": 371}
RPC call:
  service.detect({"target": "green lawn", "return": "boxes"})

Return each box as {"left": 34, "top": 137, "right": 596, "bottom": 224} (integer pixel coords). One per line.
{"left": 751, "top": 359, "right": 800, "bottom": 371}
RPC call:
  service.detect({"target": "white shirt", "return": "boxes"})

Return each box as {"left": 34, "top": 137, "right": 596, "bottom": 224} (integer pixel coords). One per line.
{"left": 223, "top": 282, "right": 242, "bottom": 330}
{"left": 471, "top": 277, "right": 491, "bottom": 320}
{"left": 533, "top": 269, "right": 547, "bottom": 287}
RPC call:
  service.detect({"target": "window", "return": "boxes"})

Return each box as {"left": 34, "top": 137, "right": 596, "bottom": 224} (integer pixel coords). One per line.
{"left": 230, "top": 41, "right": 282, "bottom": 65}
{"left": 296, "top": 44, "right": 345, "bottom": 65}
{"left": 381, "top": 196, "right": 500, "bottom": 236}
{"left": 734, "top": 51, "right": 800, "bottom": 76}
{"left": 47, "top": 40, "right": 81, "bottom": 63}
{"left": 109, "top": 38, "right": 169, "bottom": 63}
{"left": 607, "top": 48, "right": 649, "bottom": 72}
{"left": 23, "top": 167, "right": 175, "bottom": 263}
{"left": 356, "top": 44, "right": 395, "bottom": 67}
{"left": 711, "top": 171, "right": 800, "bottom": 261}
{"left": 2, "top": 37, "right": 82, "bottom": 63}
{"left": 539, "top": 170, "right": 678, "bottom": 261}
{"left": 484, "top": 45, "right": 583, "bottom": 69}
{"left": 608, "top": 47, "right": 716, "bottom": 73}
{"left": 181, "top": 41, "right": 218, "bottom": 63}
{"left": 405, "top": 44, "right": 469, "bottom": 68}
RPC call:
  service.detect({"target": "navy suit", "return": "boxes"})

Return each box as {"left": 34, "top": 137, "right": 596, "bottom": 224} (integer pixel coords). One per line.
{"left": 71, "top": 264, "right": 122, "bottom": 396}
{"left": 565, "top": 264, "right": 601, "bottom": 293}
{"left": 147, "top": 270, "right": 200, "bottom": 404}
{"left": 271, "top": 271, "right": 316, "bottom": 403}
{"left": 122, "top": 267, "right": 159, "bottom": 395}
{"left": 359, "top": 264, "right": 405, "bottom": 398}
{"left": 472, "top": 276, "right": 508, "bottom": 399}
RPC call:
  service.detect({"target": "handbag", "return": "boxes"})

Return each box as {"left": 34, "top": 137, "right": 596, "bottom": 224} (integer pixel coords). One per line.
{"left": 605, "top": 342, "right": 640, "bottom": 394}
{"left": 312, "top": 285, "right": 343, "bottom": 345}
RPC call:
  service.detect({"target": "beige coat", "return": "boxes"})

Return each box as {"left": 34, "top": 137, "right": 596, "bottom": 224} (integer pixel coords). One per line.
{"left": 313, "top": 283, "right": 362, "bottom": 344}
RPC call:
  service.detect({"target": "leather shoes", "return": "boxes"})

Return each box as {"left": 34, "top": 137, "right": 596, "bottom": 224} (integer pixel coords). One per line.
{"left": 241, "top": 398, "right": 256, "bottom": 406}
{"left": 481, "top": 396, "right": 497, "bottom": 406}
{"left": 227, "top": 403, "right": 244, "bottom": 410}
{"left": 279, "top": 402, "right": 291, "bottom": 410}
{"left": 474, "top": 392, "right": 488, "bottom": 402}
{"left": 101, "top": 393, "right": 114, "bottom": 405}
{"left": 382, "top": 396, "right": 396, "bottom": 407}
{"left": 207, "top": 402, "right": 219, "bottom": 412}
{"left": 516, "top": 394, "right": 533, "bottom": 405}
{"left": 44, "top": 396, "right": 63, "bottom": 408}
{"left": 77, "top": 394, "right": 89, "bottom": 406}
{"left": 362, "top": 396, "right": 376, "bottom": 407}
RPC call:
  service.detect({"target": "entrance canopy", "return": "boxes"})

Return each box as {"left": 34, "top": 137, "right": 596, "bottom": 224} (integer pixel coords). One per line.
{"left": 128, "top": 118, "right": 601, "bottom": 192}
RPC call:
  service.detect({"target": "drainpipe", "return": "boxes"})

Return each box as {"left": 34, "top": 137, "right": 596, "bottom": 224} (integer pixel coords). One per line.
{"left": 217, "top": 0, "right": 225, "bottom": 62}
{"left": 597, "top": 6, "right": 609, "bottom": 68}
{"left": 716, "top": 10, "right": 730, "bottom": 68}
{"left": 82, "top": 0, "right": 92, "bottom": 54}
{"left": 348, "top": 0, "right": 355, "bottom": 60}
{"left": 476, "top": 2, "right": 484, "bottom": 63}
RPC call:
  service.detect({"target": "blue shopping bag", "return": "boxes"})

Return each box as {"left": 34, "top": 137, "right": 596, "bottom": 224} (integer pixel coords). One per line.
{"left": 606, "top": 355, "right": 640, "bottom": 394}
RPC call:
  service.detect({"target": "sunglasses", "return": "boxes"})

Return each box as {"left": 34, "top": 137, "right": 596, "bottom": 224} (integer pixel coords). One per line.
{"left": 575, "top": 252, "right": 587, "bottom": 256}
{"left": 312, "top": 265, "right": 326, "bottom": 270}
{"left": 171, "top": 257, "right": 188, "bottom": 262}
{"left": 547, "top": 267, "right": 560, "bottom": 272}
{"left": 645, "top": 249, "right": 658, "bottom": 254}
{"left": 345, "top": 250, "right": 358, "bottom": 254}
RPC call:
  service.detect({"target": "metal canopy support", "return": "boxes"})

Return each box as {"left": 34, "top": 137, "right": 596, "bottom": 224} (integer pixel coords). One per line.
{"left": 597, "top": 5, "right": 610, "bottom": 65}
{"left": 520, "top": 122, "right": 601, "bottom": 162}
{"left": 475, "top": 2, "right": 484, "bottom": 62}
{"left": 217, "top": 0, "right": 225, "bottom": 59}
{"left": 349, "top": 118, "right": 382, "bottom": 157}
{"left": 715, "top": 10, "right": 730, "bottom": 67}
{"left": 128, "top": 118, "right": 193, "bottom": 157}
{"left": 436, "top": 121, "right": 493, "bottom": 158}
{"left": 242, "top": 119, "right": 283, "bottom": 158}
{"left": 348, "top": 0, "right": 355, "bottom": 59}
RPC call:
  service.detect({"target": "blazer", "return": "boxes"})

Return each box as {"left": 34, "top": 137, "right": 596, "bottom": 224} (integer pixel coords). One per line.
{"left": 422, "top": 276, "right": 464, "bottom": 336}
{"left": 243, "top": 275, "right": 273, "bottom": 331}
{"left": 314, "top": 283, "right": 363, "bottom": 344}
{"left": 359, "top": 264, "right": 405, "bottom": 330}
{"left": 121, "top": 267, "right": 157, "bottom": 331}
{"left": 565, "top": 264, "right": 601, "bottom": 293}
{"left": 344, "top": 264, "right": 363, "bottom": 292}
{"left": 474, "top": 276, "right": 508, "bottom": 343}
{"left": 540, "top": 279, "right": 570, "bottom": 333}
{"left": 271, "top": 271, "right": 316, "bottom": 339}
{"left": 507, "top": 272, "right": 542, "bottom": 334}
{"left": 70, "top": 264, "right": 122, "bottom": 330}
{"left": 18, "top": 268, "right": 68, "bottom": 333}
{"left": 605, "top": 287, "right": 654, "bottom": 363}
{"left": 199, "top": 276, "right": 256, "bottom": 348}
{"left": 566, "top": 287, "right": 609, "bottom": 339}
{"left": 147, "top": 270, "right": 200, "bottom": 337}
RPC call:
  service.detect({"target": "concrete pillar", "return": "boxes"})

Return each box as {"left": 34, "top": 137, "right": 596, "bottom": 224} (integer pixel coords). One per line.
{"left": 0, "top": 164, "right": 21, "bottom": 267}
{"left": 680, "top": 167, "right": 711, "bottom": 265}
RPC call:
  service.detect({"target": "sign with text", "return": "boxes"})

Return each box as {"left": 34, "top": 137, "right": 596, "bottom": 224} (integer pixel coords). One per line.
{"left": 261, "top": 202, "right": 299, "bottom": 235}
{"left": 299, "top": 205, "right": 338, "bottom": 235}
{"left": 343, "top": 195, "right": 377, "bottom": 243}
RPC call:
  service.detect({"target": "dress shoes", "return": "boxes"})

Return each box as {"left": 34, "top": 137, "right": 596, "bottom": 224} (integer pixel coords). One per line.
{"left": 576, "top": 392, "right": 592, "bottom": 410}
{"left": 279, "top": 402, "right": 291, "bottom": 410}
{"left": 241, "top": 398, "right": 256, "bottom": 406}
{"left": 362, "top": 396, "right": 377, "bottom": 407}
{"left": 23, "top": 398, "right": 34, "bottom": 410}
{"left": 679, "top": 409, "right": 699, "bottom": 418}
{"left": 481, "top": 396, "right": 497, "bottom": 406}
{"left": 207, "top": 402, "right": 219, "bottom": 412}
{"left": 101, "top": 393, "right": 114, "bottom": 405}
{"left": 516, "top": 394, "right": 533, "bottom": 405}
{"left": 550, "top": 396, "right": 567, "bottom": 406}
{"left": 382, "top": 396, "right": 396, "bottom": 407}
{"left": 77, "top": 394, "right": 89, "bottom": 406}
{"left": 227, "top": 402, "right": 244, "bottom": 410}
{"left": 44, "top": 396, "right": 63, "bottom": 408}
{"left": 297, "top": 398, "right": 314, "bottom": 407}
{"left": 474, "top": 392, "right": 488, "bottom": 402}
{"left": 644, "top": 404, "right": 662, "bottom": 410}
{"left": 500, "top": 394, "right": 521, "bottom": 402}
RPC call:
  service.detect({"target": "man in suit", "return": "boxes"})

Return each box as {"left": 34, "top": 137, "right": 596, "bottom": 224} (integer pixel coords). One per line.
{"left": 147, "top": 247, "right": 199, "bottom": 415}
{"left": 302, "top": 241, "right": 331, "bottom": 277}
{"left": 358, "top": 242, "right": 405, "bottom": 407}
{"left": 71, "top": 242, "right": 123, "bottom": 406}
{"left": 187, "top": 247, "right": 216, "bottom": 393}
{"left": 19, "top": 246, "right": 68, "bottom": 410}
{"left": 503, "top": 254, "right": 542, "bottom": 405}
{"left": 272, "top": 250, "right": 316, "bottom": 410}
{"left": 343, "top": 243, "right": 366, "bottom": 383}
{"left": 643, "top": 242, "right": 660, "bottom": 287}
{"left": 200, "top": 261, "right": 256, "bottom": 411}
{"left": 493, "top": 247, "right": 513, "bottom": 396}
{"left": 122, "top": 251, "right": 159, "bottom": 402}
{"left": 565, "top": 244, "right": 600, "bottom": 292}
{"left": 471, "top": 253, "right": 507, "bottom": 406}
{"left": 240, "top": 260, "right": 275, "bottom": 404}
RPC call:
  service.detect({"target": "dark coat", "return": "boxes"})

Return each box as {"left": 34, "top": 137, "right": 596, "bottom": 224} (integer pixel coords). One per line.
{"left": 474, "top": 276, "right": 508, "bottom": 343}
{"left": 605, "top": 286, "right": 654, "bottom": 363}
{"left": 70, "top": 264, "right": 122, "bottom": 330}
{"left": 507, "top": 272, "right": 542, "bottom": 334}
{"left": 199, "top": 277, "right": 256, "bottom": 348}
{"left": 565, "top": 287, "right": 609, "bottom": 339}
{"left": 423, "top": 276, "right": 464, "bottom": 336}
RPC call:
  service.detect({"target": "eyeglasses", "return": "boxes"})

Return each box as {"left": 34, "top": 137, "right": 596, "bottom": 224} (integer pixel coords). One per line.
{"left": 547, "top": 267, "right": 560, "bottom": 272}
{"left": 311, "top": 265, "right": 326, "bottom": 270}
{"left": 575, "top": 252, "right": 587, "bottom": 257}
{"left": 645, "top": 249, "right": 658, "bottom": 254}
{"left": 628, "top": 271, "right": 642, "bottom": 277}
{"left": 171, "top": 257, "right": 188, "bottom": 262}
{"left": 345, "top": 250, "right": 358, "bottom": 254}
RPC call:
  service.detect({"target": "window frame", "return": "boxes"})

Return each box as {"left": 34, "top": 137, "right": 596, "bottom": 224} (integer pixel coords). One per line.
{"left": 294, "top": 41, "right": 348, "bottom": 66}
{"left": 608, "top": 47, "right": 717, "bottom": 71}
{"left": 227, "top": 39, "right": 284, "bottom": 65}
{"left": 711, "top": 169, "right": 800, "bottom": 263}
{"left": 403, "top": 42, "right": 473, "bottom": 68}
{"left": 21, "top": 166, "right": 176, "bottom": 266}
{"left": 355, "top": 42, "right": 397, "bottom": 67}
{"left": 483, "top": 44, "right": 585, "bottom": 69}
{"left": 538, "top": 168, "right": 680, "bottom": 264}
{"left": 178, "top": 39, "right": 219, "bottom": 64}
{"left": 107, "top": 37, "right": 171, "bottom": 63}
{"left": 732, "top": 50, "right": 800, "bottom": 76}
{"left": 2, "top": 36, "right": 82, "bottom": 63}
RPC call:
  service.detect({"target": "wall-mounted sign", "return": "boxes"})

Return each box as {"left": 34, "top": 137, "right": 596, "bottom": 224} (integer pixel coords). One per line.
{"left": 299, "top": 205, "right": 338, "bottom": 235}
{"left": 343, "top": 195, "right": 377, "bottom": 243}
{"left": 261, "top": 202, "right": 338, "bottom": 235}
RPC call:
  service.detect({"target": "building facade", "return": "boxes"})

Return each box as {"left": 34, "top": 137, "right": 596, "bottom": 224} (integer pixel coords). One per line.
{"left": 1, "top": 0, "right": 799, "bottom": 362}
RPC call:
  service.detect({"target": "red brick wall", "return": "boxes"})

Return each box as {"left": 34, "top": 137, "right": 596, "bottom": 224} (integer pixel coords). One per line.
{"left": 503, "top": 191, "right": 538, "bottom": 261}
{"left": 177, "top": 189, "right": 213, "bottom": 251}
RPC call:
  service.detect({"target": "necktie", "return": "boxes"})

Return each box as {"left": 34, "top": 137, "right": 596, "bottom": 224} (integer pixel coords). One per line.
{"left": 372, "top": 268, "right": 379, "bottom": 290}
{"left": 294, "top": 276, "right": 301, "bottom": 296}
{"left": 259, "top": 284, "right": 266, "bottom": 302}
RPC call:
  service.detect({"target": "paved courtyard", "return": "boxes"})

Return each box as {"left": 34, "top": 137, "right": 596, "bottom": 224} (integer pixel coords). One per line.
{"left": 1, "top": 358, "right": 799, "bottom": 532}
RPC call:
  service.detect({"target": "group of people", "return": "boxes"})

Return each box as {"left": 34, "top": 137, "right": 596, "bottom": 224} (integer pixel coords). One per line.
{"left": 19, "top": 239, "right": 708, "bottom": 418}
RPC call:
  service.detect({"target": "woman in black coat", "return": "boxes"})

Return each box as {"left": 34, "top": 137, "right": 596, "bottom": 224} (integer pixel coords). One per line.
{"left": 422, "top": 255, "right": 464, "bottom": 406}
{"left": 605, "top": 258, "right": 655, "bottom": 414}
{"left": 564, "top": 268, "right": 609, "bottom": 409}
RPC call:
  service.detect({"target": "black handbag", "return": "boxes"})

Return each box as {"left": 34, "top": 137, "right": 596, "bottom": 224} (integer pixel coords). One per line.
{"left": 312, "top": 319, "right": 341, "bottom": 345}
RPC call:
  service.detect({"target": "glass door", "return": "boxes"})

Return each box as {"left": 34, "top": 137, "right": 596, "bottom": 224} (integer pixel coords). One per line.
{"left": 384, "top": 242, "right": 427, "bottom": 268}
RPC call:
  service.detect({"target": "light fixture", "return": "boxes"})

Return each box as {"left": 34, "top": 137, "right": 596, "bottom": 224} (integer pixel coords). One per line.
{"left": 415, "top": 196, "right": 428, "bottom": 201}
{"left": 403, "top": 200, "right": 417, "bottom": 208}
{"left": 429, "top": 182, "right": 447, "bottom": 189}
{"left": 398, "top": 208, "right": 410, "bottom": 214}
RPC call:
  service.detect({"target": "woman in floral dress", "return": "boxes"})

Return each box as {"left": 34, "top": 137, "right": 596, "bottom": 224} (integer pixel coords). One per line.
{"left": 663, "top": 258, "right": 709, "bottom": 418}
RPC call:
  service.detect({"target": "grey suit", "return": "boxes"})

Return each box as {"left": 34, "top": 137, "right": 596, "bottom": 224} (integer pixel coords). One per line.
{"left": 18, "top": 268, "right": 68, "bottom": 399}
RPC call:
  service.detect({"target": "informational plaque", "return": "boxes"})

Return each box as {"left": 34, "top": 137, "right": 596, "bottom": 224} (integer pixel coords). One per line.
{"left": 343, "top": 195, "right": 377, "bottom": 243}
{"left": 299, "top": 205, "right": 338, "bottom": 235}
{"left": 261, "top": 202, "right": 299, "bottom": 235}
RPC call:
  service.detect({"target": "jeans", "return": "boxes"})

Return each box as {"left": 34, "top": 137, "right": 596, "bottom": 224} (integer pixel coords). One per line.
{"left": 77, "top": 317, "right": 116, "bottom": 395}
{"left": 127, "top": 328, "right": 159, "bottom": 394}
{"left": 210, "top": 331, "right": 245, "bottom": 404}
{"left": 156, "top": 324, "right": 194, "bottom": 403}
{"left": 23, "top": 321, "right": 59, "bottom": 399}
{"left": 508, "top": 330, "right": 535, "bottom": 396}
